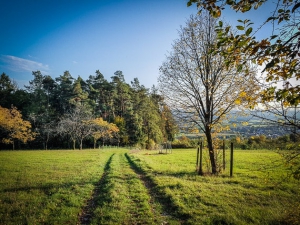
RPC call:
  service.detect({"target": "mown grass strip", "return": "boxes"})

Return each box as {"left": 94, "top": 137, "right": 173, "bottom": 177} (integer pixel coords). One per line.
{"left": 79, "top": 153, "right": 115, "bottom": 224}
{"left": 125, "top": 153, "right": 189, "bottom": 224}
{"left": 90, "top": 152, "right": 157, "bottom": 224}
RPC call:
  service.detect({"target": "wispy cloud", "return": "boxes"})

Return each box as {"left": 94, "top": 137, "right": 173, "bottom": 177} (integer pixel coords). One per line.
{"left": 0, "top": 55, "right": 50, "bottom": 74}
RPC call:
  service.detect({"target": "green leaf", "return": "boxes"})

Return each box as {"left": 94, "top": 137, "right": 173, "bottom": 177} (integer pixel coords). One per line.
{"left": 264, "top": 60, "right": 275, "bottom": 71}
{"left": 218, "top": 21, "right": 223, "bottom": 27}
{"left": 236, "top": 25, "right": 244, "bottom": 30}
{"left": 226, "top": 0, "right": 234, "bottom": 5}
{"left": 254, "top": 2, "right": 263, "bottom": 10}
{"left": 241, "top": 5, "right": 251, "bottom": 12}
{"left": 266, "top": 16, "right": 277, "bottom": 22}
{"left": 270, "top": 35, "right": 278, "bottom": 40}
{"left": 245, "top": 27, "right": 253, "bottom": 36}
{"left": 237, "top": 64, "right": 243, "bottom": 72}
{"left": 212, "top": 9, "right": 221, "bottom": 18}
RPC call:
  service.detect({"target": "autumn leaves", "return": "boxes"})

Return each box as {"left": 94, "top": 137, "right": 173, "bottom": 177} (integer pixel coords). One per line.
{"left": 0, "top": 106, "right": 35, "bottom": 149}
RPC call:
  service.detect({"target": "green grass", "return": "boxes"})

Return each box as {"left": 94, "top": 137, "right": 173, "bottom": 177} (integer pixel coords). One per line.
{"left": 0, "top": 149, "right": 116, "bottom": 224}
{"left": 128, "top": 149, "right": 300, "bottom": 225}
{"left": 0, "top": 148, "right": 299, "bottom": 224}
{"left": 90, "top": 152, "right": 155, "bottom": 224}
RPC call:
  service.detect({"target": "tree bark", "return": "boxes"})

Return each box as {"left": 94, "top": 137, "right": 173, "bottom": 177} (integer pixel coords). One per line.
{"left": 80, "top": 139, "right": 83, "bottom": 150}
{"left": 205, "top": 126, "right": 217, "bottom": 174}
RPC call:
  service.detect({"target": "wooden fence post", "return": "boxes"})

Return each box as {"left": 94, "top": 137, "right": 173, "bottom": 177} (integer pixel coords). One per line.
{"left": 196, "top": 145, "right": 200, "bottom": 171}
{"left": 198, "top": 142, "right": 203, "bottom": 175}
{"left": 230, "top": 142, "right": 234, "bottom": 177}
{"left": 223, "top": 139, "right": 225, "bottom": 171}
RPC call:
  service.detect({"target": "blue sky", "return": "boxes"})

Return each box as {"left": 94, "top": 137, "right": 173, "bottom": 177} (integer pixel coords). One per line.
{"left": 0, "top": 0, "right": 276, "bottom": 89}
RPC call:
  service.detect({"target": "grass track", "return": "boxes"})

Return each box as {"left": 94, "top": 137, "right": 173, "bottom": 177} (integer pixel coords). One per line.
{"left": 80, "top": 153, "right": 115, "bottom": 224}
{"left": 1, "top": 149, "right": 299, "bottom": 224}
{"left": 88, "top": 152, "right": 156, "bottom": 224}
{"left": 125, "top": 153, "right": 189, "bottom": 224}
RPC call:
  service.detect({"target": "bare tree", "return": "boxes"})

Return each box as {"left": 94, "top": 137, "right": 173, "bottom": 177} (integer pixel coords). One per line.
{"left": 158, "top": 13, "right": 258, "bottom": 174}
{"left": 57, "top": 106, "right": 93, "bottom": 150}
{"left": 40, "top": 121, "right": 56, "bottom": 150}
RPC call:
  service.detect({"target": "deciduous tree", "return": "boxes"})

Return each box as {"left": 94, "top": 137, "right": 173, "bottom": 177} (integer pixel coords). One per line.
{"left": 91, "top": 117, "right": 119, "bottom": 148}
{"left": 158, "top": 13, "right": 258, "bottom": 174}
{"left": 187, "top": 0, "right": 300, "bottom": 177}
{"left": 187, "top": 0, "right": 300, "bottom": 106}
{"left": 57, "top": 106, "right": 92, "bottom": 150}
{"left": 0, "top": 106, "right": 35, "bottom": 149}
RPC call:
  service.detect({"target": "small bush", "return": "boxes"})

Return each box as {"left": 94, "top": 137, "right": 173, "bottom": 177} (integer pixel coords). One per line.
{"left": 146, "top": 139, "right": 156, "bottom": 150}
{"left": 172, "top": 135, "right": 195, "bottom": 148}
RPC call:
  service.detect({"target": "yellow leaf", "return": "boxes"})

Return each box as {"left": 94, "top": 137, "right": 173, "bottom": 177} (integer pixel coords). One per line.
{"left": 239, "top": 91, "right": 247, "bottom": 97}
{"left": 235, "top": 99, "right": 241, "bottom": 105}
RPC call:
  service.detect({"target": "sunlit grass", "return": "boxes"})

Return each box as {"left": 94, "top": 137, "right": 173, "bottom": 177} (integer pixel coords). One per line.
{"left": 1, "top": 148, "right": 299, "bottom": 224}
{"left": 128, "top": 149, "right": 300, "bottom": 225}
{"left": 90, "top": 153, "right": 156, "bottom": 224}
{"left": 0, "top": 149, "right": 118, "bottom": 224}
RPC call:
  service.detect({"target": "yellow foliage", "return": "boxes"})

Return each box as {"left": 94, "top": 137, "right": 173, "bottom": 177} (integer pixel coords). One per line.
{"left": 239, "top": 91, "right": 247, "bottom": 98}
{"left": 90, "top": 117, "right": 119, "bottom": 144}
{"left": 283, "top": 101, "right": 290, "bottom": 107}
{"left": 0, "top": 106, "right": 35, "bottom": 145}
{"left": 235, "top": 99, "right": 241, "bottom": 105}
{"left": 114, "top": 116, "right": 125, "bottom": 125}
{"left": 189, "top": 128, "right": 199, "bottom": 134}
{"left": 242, "top": 121, "right": 248, "bottom": 126}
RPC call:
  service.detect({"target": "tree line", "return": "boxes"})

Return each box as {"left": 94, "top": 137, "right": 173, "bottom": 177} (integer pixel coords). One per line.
{"left": 0, "top": 70, "right": 178, "bottom": 150}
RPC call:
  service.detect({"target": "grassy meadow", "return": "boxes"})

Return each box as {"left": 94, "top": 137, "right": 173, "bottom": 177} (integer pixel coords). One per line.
{"left": 0, "top": 148, "right": 299, "bottom": 224}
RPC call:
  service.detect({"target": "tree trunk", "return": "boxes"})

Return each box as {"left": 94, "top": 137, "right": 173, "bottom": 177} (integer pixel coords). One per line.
{"left": 45, "top": 133, "right": 49, "bottom": 150}
{"left": 80, "top": 139, "right": 83, "bottom": 150}
{"left": 93, "top": 139, "right": 96, "bottom": 149}
{"left": 205, "top": 126, "right": 217, "bottom": 174}
{"left": 73, "top": 139, "right": 76, "bottom": 150}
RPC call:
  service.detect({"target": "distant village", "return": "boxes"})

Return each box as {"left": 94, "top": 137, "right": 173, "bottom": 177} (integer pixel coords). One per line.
{"left": 231, "top": 125, "right": 290, "bottom": 138}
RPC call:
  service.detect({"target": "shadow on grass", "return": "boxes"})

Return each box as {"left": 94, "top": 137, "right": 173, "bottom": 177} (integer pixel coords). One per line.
{"left": 155, "top": 170, "right": 199, "bottom": 178}
{"left": 79, "top": 153, "right": 115, "bottom": 225}
{"left": 124, "top": 153, "right": 191, "bottom": 223}
{"left": 2, "top": 183, "right": 75, "bottom": 194}
{"left": 1, "top": 170, "right": 196, "bottom": 195}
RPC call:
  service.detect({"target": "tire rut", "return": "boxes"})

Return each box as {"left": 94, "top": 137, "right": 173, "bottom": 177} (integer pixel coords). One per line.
{"left": 124, "top": 153, "right": 191, "bottom": 224}
{"left": 78, "top": 153, "right": 115, "bottom": 225}
{"left": 79, "top": 152, "right": 189, "bottom": 224}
